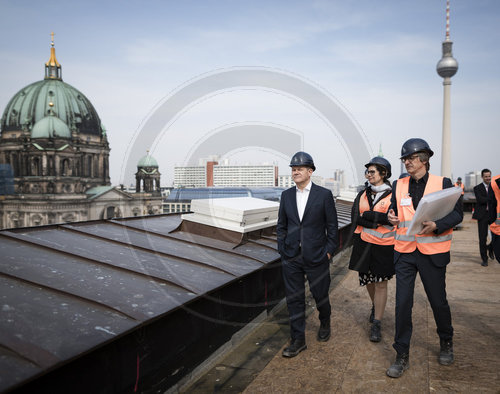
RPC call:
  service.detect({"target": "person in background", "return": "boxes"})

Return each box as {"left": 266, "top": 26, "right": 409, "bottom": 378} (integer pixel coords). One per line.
{"left": 349, "top": 157, "right": 395, "bottom": 342}
{"left": 277, "top": 151, "right": 338, "bottom": 358}
{"left": 473, "top": 169, "right": 494, "bottom": 266}
{"left": 454, "top": 177, "right": 464, "bottom": 196}
{"left": 488, "top": 173, "right": 500, "bottom": 264}
{"left": 386, "top": 138, "right": 463, "bottom": 378}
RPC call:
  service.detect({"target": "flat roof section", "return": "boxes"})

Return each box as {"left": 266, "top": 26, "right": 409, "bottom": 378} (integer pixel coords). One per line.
{"left": 0, "top": 200, "right": 353, "bottom": 393}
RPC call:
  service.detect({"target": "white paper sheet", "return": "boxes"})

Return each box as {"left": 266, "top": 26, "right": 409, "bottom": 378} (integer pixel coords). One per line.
{"left": 406, "top": 186, "right": 462, "bottom": 236}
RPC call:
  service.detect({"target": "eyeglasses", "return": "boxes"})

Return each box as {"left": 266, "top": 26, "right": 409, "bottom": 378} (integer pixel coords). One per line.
{"left": 401, "top": 155, "right": 419, "bottom": 163}
{"left": 365, "top": 170, "right": 377, "bottom": 175}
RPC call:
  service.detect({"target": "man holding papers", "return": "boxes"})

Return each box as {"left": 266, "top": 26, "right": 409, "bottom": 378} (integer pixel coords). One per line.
{"left": 385, "top": 138, "right": 463, "bottom": 378}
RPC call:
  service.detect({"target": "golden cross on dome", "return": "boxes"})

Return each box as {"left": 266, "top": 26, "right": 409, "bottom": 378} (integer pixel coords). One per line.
{"left": 50, "top": 32, "right": 55, "bottom": 46}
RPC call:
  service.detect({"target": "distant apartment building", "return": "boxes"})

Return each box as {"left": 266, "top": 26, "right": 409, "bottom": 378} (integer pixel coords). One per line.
{"left": 324, "top": 178, "right": 341, "bottom": 197}
{"left": 213, "top": 165, "right": 277, "bottom": 187}
{"left": 464, "top": 171, "right": 481, "bottom": 191}
{"left": 332, "top": 169, "right": 346, "bottom": 189}
{"left": 174, "top": 157, "right": 278, "bottom": 188}
{"left": 174, "top": 166, "right": 207, "bottom": 187}
{"left": 278, "top": 175, "right": 294, "bottom": 188}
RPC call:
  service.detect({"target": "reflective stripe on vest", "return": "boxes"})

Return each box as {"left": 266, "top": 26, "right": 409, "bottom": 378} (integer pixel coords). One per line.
{"left": 394, "top": 174, "right": 453, "bottom": 255}
{"left": 490, "top": 175, "right": 500, "bottom": 235}
{"left": 395, "top": 233, "right": 452, "bottom": 243}
{"left": 398, "top": 221, "right": 412, "bottom": 228}
{"left": 363, "top": 227, "right": 396, "bottom": 239}
{"left": 357, "top": 190, "right": 394, "bottom": 246}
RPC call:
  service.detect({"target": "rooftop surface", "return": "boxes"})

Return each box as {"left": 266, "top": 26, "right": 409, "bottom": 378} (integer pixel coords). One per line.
{"left": 184, "top": 212, "right": 500, "bottom": 393}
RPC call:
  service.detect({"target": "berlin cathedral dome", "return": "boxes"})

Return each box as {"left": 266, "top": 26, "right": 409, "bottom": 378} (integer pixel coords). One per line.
{"left": 0, "top": 35, "right": 162, "bottom": 229}
{"left": 0, "top": 36, "right": 110, "bottom": 197}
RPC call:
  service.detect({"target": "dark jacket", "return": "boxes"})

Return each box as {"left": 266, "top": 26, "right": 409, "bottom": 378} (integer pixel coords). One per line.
{"left": 277, "top": 183, "right": 338, "bottom": 264}
{"left": 473, "top": 183, "right": 489, "bottom": 220}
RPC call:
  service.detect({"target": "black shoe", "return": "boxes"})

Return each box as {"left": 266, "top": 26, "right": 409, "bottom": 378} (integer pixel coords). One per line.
{"left": 369, "top": 319, "right": 381, "bottom": 342}
{"left": 481, "top": 260, "right": 488, "bottom": 267}
{"left": 386, "top": 353, "right": 409, "bottom": 378}
{"left": 317, "top": 320, "right": 331, "bottom": 342}
{"left": 282, "top": 339, "right": 307, "bottom": 358}
{"left": 369, "top": 304, "right": 375, "bottom": 323}
{"left": 439, "top": 339, "right": 454, "bottom": 365}
{"left": 488, "top": 246, "right": 494, "bottom": 260}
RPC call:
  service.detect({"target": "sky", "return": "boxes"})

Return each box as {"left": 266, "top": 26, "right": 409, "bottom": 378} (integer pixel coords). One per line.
{"left": 0, "top": 0, "right": 499, "bottom": 187}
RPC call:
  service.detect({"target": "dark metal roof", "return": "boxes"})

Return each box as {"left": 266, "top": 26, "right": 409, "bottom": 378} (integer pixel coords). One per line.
{"left": 0, "top": 201, "right": 353, "bottom": 392}
{"left": 0, "top": 214, "right": 276, "bottom": 392}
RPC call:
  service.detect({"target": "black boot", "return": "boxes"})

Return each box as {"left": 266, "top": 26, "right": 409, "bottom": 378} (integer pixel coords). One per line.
{"left": 439, "top": 339, "right": 454, "bottom": 365}
{"left": 369, "top": 319, "right": 381, "bottom": 342}
{"left": 317, "top": 320, "right": 331, "bottom": 342}
{"left": 386, "top": 353, "right": 409, "bottom": 378}
{"left": 282, "top": 338, "right": 307, "bottom": 358}
{"left": 369, "top": 304, "right": 375, "bottom": 323}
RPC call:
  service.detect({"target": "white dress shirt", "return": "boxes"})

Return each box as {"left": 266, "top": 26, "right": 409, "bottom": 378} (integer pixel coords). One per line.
{"left": 296, "top": 181, "right": 312, "bottom": 222}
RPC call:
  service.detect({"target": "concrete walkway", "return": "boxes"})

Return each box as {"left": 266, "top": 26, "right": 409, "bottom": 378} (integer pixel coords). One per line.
{"left": 184, "top": 213, "right": 500, "bottom": 393}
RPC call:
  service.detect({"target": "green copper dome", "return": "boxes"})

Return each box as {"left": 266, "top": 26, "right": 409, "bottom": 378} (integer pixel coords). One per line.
{"left": 1, "top": 79, "right": 102, "bottom": 136}
{"left": 137, "top": 153, "right": 159, "bottom": 168}
{"left": 0, "top": 41, "right": 103, "bottom": 137}
{"left": 31, "top": 113, "right": 71, "bottom": 139}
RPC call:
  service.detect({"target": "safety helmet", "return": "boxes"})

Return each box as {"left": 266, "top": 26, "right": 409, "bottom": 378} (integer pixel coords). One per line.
{"left": 400, "top": 138, "right": 434, "bottom": 159}
{"left": 289, "top": 151, "right": 316, "bottom": 171}
{"left": 365, "top": 156, "right": 392, "bottom": 179}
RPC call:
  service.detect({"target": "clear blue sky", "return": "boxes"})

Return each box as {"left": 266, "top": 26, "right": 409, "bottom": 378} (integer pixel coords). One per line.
{"left": 1, "top": 0, "right": 499, "bottom": 186}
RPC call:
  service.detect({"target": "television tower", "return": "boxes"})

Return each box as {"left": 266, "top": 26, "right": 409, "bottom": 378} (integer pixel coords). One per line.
{"left": 436, "top": 0, "right": 458, "bottom": 178}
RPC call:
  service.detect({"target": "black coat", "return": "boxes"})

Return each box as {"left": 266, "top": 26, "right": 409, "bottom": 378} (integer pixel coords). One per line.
{"left": 473, "top": 183, "right": 488, "bottom": 220}
{"left": 277, "top": 183, "right": 338, "bottom": 264}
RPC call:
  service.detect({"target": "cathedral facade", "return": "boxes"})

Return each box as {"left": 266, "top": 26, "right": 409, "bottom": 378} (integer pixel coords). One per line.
{"left": 0, "top": 38, "right": 162, "bottom": 229}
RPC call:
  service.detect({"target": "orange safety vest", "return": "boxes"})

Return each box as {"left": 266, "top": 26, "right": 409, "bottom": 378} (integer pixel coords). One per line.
{"left": 454, "top": 182, "right": 464, "bottom": 195}
{"left": 490, "top": 175, "right": 500, "bottom": 235}
{"left": 355, "top": 190, "right": 394, "bottom": 245}
{"left": 394, "top": 174, "right": 453, "bottom": 254}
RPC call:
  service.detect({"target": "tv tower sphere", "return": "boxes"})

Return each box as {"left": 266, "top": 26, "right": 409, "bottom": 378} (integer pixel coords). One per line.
{"left": 437, "top": 41, "right": 458, "bottom": 78}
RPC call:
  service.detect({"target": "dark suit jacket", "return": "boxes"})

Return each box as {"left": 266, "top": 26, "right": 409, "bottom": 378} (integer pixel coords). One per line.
{"left": 473, "top": 183, "right": 488, "bottom": 220}
{"left": 277, "top": 183, "right": 338, "bottom": 264}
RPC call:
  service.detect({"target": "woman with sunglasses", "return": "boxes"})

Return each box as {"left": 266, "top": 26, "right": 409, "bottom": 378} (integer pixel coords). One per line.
{"left": 349, "top": 156, "right": 395, "bottom": 342}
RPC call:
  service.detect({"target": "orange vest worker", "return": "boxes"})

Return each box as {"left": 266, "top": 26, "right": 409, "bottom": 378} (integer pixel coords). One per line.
{"left": 394, "top": 174, "right": 453, "bottom": 254}
{"left": 490, "top": 175, "right": 500, "bottom": 235}
{"left": 355, "top": 191, "right": 394, "bottom": 246}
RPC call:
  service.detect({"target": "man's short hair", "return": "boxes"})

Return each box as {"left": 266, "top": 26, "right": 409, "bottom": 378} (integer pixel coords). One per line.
{"left": 481, "top": 168, "right": 491, "bottom": 177}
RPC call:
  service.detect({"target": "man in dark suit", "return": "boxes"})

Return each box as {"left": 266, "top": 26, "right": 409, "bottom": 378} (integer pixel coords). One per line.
{"left": 277, "top": 151, "right": 338, "bottom": 358}
{"left": 473, "top": 169, "right": 493, "bottom": 266}
{"left": 386, "top": 138, "right": 463, "bottom": 378}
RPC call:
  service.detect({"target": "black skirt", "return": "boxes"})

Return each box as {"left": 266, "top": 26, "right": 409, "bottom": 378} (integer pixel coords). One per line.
{"left": 348, "top": 233, "right": 395, "bottom": 276}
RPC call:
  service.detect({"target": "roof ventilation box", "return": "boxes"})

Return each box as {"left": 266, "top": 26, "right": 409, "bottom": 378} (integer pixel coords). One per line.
{"left": 174, "top": 197, "right": 279, "bottom": 244}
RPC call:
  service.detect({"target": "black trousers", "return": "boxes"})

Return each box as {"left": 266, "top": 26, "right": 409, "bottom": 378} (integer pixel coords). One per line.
{"left": 393, "top": 250, "right": 453, "bottom": 355}
{"left": 281, "top": 255, "right": 331, "bottom": 341}
{"left": 477, "top": 217, "right": 493, "bottom": 262}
